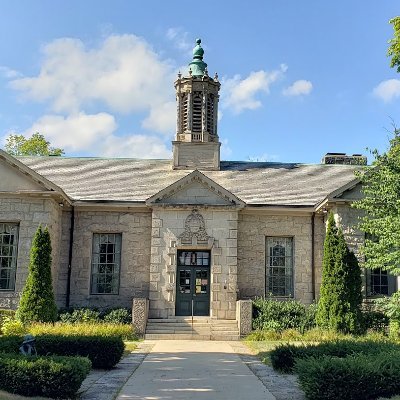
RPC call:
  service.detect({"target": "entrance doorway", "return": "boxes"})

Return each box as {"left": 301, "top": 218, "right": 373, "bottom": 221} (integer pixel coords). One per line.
{"left": 176, "top": 250, "right": 210, "bottom": 316}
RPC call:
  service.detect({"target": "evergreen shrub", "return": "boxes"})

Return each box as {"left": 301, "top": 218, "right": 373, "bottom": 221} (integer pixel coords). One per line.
{"left": 270, "top": 340, "right": 400, "bottom": 373}
{"left": 0, "top": 353, "right": 91, "bottom": 398}
{"left": 316, "top": 213, "right": 363, "bottom": 334}
{"left": 296, "top": 351, "right": 400, "bottom": 400}
{"left": 252, "top": 297, "right": 316, "bottom": 332}
{"left": 0, "top": 334, "right": 124, "bottom": 369}
{"left": 16, "top": 226, "right": 58, "bottom": 323}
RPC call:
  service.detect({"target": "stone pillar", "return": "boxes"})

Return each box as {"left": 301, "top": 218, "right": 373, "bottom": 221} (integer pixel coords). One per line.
{"left": 236, "top": 299, "right": 252, "bottom": 337}
{"left": 132, "top": 298, "right": 149, "bottom": 338}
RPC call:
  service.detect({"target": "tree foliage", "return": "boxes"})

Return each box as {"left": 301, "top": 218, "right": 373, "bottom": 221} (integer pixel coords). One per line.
{"left": 389, "top": 17, "right": 400, "bottom": 72}
{"left": 353, "top": 127, "right": 400, "bottom": 274}
{"left": 316, "top": 213, "right": 363, "bottom": 333}
{"left": 4, "top": 132, "right": 64, "bottom": 156}
{"left": 16, "top": 226, "right": 58, "bottom": 323}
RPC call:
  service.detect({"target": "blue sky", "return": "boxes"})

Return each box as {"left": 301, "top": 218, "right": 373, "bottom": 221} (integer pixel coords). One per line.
{"left": 0, "top": 1, "right": 399, "bottom": 163}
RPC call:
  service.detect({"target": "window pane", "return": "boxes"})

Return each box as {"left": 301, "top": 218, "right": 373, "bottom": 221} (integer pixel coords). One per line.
{"left": 91, "top": 233, "right": 121, "bottom": 294}
{"left": 368, "top": 268, "right": 392, "bottom": 296}
{"left": 0, "top": 223, "right": 18, "bottom": 291}
{"left": 266, "top": 237, "right": 293, "bottom": 297}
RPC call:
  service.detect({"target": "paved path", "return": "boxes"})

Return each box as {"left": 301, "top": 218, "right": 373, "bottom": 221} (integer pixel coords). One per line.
{"left": 116, "top": 340, "right": 275, "bottom": 400}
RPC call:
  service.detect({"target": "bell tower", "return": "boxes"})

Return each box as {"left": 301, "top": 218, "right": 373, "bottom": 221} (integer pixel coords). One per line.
{"left": 172, "top": 39, "right": 221, "bottom": 170}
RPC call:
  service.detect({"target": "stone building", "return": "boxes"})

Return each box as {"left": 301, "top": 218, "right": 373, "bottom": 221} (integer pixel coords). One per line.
{"left": 0, "top": 40, "right": 396, "bottom": 330}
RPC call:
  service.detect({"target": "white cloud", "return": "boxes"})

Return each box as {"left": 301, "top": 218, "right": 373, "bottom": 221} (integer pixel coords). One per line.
{"left": 0, "top": 66, "right": 21, "bottom": 79}
{"left": 141, "top": 101, "right": 176, "bottom": 136}
{"left": 373, "top": 79, "right": 400, "bottom": 103}
{"left": 101, "top": 134, "right": 170, "bottom": 158}
{"left": 222, "top": 65, "right": 287, "bottom": 113}
{"left": 9, "top": 35, "right": 175, "bottom": 117}
{"left": 166, "top": 27, "right": 192, "bottom": 53}
{"left": 20, "top": 112, "right": 170, "bottom": 158}
{"left": 220, "top": 138, "right": 232, "bottom": 160}
{"left": 283, "top": 80, "right": 313, "bottom": 96}
{"left": 22, "top": 112, "right": 117, "bottom": 152}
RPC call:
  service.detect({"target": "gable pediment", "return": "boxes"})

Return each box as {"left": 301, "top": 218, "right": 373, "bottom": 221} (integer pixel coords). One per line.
{"left": 0, "top": 159, "right": 47, "bottom": 191}
{"left": 146, "top": 170, "right": 245, "bottom": 207}
{"left": 0, "top": 150, "right": 70, "bottom": 202}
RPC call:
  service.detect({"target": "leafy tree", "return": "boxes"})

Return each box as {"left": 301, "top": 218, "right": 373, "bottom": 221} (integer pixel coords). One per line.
{"left": 388, "top": 17, "right": 400, "bottom": 72}
{"left": 4, "top": 132, "right": 64, "bottom": 156}
{"left": 316, "top": 213, "right": 363, "bottom": 333}
{"left": 16, "top": 226, "right": 58, "bottom": 323}
{"left": 353, "top": 127, "right": 400, "bottom": 274}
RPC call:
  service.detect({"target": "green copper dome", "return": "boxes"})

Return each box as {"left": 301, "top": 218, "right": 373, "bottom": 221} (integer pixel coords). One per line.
{"left": 189, "top": 38, "right": 207, "bottom": 77}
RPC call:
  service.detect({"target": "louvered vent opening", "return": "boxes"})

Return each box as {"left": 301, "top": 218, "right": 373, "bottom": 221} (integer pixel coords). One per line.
{"left": 182, "top": 94, "right": 189, "bottom": 131}
{"left": 192, "top": 92, "right": 202, "bottom": 133}
{"left": 207, "top": 94, "right": 214, "bottom": 134}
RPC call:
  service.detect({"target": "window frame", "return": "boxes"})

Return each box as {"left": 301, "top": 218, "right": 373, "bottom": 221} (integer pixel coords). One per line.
{"left": 265, "top": 236, "right": 294, "bottom": 298}
{"left": 0, "top": 222, "right": 19, "bottom": 292}
{"left": 90, "top": 232, "right": 122, "bottom": 295}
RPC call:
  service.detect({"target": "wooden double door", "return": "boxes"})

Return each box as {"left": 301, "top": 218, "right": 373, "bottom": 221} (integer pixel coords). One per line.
{"left": 176, "top": 250, "right": 210, "bottom": 316}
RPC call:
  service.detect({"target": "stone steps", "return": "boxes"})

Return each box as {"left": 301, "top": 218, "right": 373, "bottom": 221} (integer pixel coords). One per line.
{"left": 145, "top": 318, "right": 240, "bottom": 340}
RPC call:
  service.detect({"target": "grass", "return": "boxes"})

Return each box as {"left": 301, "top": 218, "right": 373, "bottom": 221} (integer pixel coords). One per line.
{"left": 123, "top": 340, "right": 138, "bottom": 356}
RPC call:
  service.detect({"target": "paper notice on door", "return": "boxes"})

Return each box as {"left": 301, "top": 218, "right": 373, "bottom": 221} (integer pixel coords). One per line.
{"left": 196, "top": 278, "right": 201, "bottom": 285}
{"left": 201, "top": 279, "right": 208, "bottom": 285}
{"left": 185, "top": 279, "right": 190, "bottom": 285}
{"left": 196, "top": 285, "right": 201, "bottom": 293}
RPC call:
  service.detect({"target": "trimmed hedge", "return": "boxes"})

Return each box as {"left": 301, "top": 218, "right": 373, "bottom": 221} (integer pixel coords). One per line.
{"left": 270, "top": 340, "right": 400, "bottom": 373}
{"left": 296, "top": 351, "right": 400, "bottom": 400}
{"left": 0, "top": 335, "right": 124, "bottom": 369}
{"left": 0, "top": 353, "right": 91, "bottom": 398}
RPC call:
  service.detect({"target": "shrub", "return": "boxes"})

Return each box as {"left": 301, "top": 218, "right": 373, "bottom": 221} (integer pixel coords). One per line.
{"left": 246, "top": 329, "right": 282, "bottom": 341}
{"left": 270, "top": 340, "right": 400, "bottom": 373}
{"left": 16, "top": 226, "right": 58, "bottom": 324}
{"left": 59, "top": 308, "right": 101, "bottom": 323}
{"left": 0, "top": 309, "right": 15, "bottom": 334}
{"left": 103, "top": 308, "right": 132, "bottom": 324}
{"left": 252, "top": 297, "right": 316, "bottom": 332}
{"left": 316, "top": 213, "right": 363, "bottom": 334}
{"left": 0, "top": 334, "right": 124, "bottom": 369}
{"left": 296, "top": 351, "right": 400, "bottom": 400}
{"left": 1, "top": 317, "right": 27, "bottom": 336}
{"left": 0, "top": 353, "right": 91, "bottom": 398}
{"left": 29, "top": 322, "right": 136, "bottom": 340}
{"left": 362, "top": 308, "right": 389, "bottom": 333}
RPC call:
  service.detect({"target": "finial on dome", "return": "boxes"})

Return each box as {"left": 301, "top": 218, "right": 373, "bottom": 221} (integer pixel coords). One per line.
{"left": 189, "top": 38, "right": 207, "bottom": 77}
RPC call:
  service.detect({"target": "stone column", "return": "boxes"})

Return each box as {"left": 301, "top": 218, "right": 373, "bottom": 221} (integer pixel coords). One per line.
{"left": 236, "top": 299, "right": 252, "bottom": 337}
{"left": 132, "top": 298, "right": 149, "bottom": 338}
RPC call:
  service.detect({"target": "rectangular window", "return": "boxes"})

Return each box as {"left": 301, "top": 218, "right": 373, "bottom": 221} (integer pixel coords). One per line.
{"left": 367, "top": 268, "right": 396, "bottom": 297}
{"left": 266, "top": 237, "right": 293, "bottom": 297}
{"left": 90, "top": 233, "right": 121, "bottom": 295}
{"left": 0, "top": 223, "right": 19, "bottom": 291}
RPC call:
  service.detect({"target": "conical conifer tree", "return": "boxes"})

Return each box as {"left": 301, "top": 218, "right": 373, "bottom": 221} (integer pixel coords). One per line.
{"left": 316, "top": 213, "right": 362, "bottom": 333}
{"left": 16, "top": 226, "right": 58, "bottom": 323}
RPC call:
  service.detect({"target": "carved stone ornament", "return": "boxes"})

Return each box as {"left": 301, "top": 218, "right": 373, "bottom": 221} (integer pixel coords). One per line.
{"left": 179, "top": 209, "right": 209, "bottom": 244}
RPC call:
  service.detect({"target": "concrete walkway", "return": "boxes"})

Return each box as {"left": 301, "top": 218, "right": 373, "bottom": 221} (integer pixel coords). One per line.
{"left": 116, "top": 340, "right": 275, "bottom": 400}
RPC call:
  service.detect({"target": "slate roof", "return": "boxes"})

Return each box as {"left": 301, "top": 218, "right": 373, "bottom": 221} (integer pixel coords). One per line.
{"left": 16, "top": 157, "right": 360, "bottom": 207}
